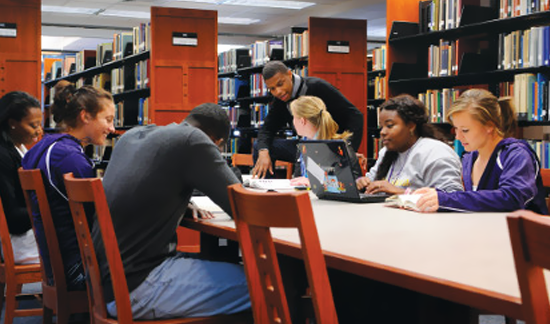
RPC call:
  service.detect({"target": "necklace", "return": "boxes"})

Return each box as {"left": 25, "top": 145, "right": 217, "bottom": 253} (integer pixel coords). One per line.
{"left": 386, "top": 138, "right": 420, "bottom": 183}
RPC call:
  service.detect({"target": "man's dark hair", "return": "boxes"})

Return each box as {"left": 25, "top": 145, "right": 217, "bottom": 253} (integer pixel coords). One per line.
{"left": 185, "top": 103, "right": 230, "bottom": 144}
{"left": 262, "top": 61, "right": 289, "bottom": 80}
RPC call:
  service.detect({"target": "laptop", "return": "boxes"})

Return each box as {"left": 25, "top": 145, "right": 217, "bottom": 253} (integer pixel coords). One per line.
{"left": 298, "top": 140, "right": 389, "bottom": 203}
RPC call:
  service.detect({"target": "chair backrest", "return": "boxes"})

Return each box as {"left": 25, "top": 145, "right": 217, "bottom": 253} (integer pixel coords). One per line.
{"left": 507, "top": 212, "right": 550, "bottom": 324}
{"left": 232, "top": 153, "right": 293, "bottom": 179}
{"left": 539, "top": 168, "right": 550, "bottom": 212}
{"left": 227, "top": 183, "right": 337, "bottom": 324}
{"left": 18, "top": 168, "right": 68, "bottom": 291}
{"left": 63, "top": 173, "right": 133, "bottom": 324}
{"left": 0, "top": 195, "right": 16, "bottom": 273}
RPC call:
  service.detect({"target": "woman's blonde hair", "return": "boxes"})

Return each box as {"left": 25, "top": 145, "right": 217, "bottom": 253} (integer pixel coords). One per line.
{"left": 446, "top": 88, "right": 517, "bottom": 138}
{"left": 290, "top": 96, "right": 352, "bottom": 141}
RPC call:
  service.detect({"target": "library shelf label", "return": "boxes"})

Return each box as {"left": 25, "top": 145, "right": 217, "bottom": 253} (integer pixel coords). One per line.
{"left": 327, "top": 40, "right": 350, "bottom": 54}
{"left": 0, "top": 23, "right": 16, "bottom": 38}
{"left": 172, "top": 32, "right": 198, "bottom": 46}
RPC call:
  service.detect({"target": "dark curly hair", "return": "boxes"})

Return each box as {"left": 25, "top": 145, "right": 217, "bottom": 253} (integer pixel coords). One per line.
{"left": 0, "top": 91, "right": 40, "bottom": 145}
{"left": 375, "top": 94, "right": 446, "bottom": 181}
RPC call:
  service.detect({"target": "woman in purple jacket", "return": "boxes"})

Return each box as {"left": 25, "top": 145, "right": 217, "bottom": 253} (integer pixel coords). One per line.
{"left": 415, "top": 89, "right": 548, "bottom": 214}
{"left": 22, "top": 81, "right": 115, "bottom": 290}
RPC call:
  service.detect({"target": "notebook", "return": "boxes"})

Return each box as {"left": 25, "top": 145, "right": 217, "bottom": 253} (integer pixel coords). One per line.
{"left": 298, "top": 140, "right": 388, "bottom": 203}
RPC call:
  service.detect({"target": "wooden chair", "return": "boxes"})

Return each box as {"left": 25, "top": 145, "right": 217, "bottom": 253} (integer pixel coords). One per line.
{"left": 507, "top": 211, "right": 550, "bottom": 324}
{"left": 227, "top": 183, "right": 338, "bottom": 324}
{"left": 540, "top": 168, "right": 550, "bottom": 212}
{"left": 232, "top": 153, "right": 294, "bottom": 179}
{"left": 18, "top": 168, "right": 89, "bottom": 324}
{"left": 0, "top": 195, "right": 42, "bottom": 324}
{"left": 63, "top": 173, "right": 252, "bottom": 324}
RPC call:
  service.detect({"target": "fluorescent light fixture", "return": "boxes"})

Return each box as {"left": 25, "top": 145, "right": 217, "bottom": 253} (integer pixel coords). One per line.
{"left": 179, "top": 0, "right": 315, "bottom": 10}
{"left": 218, "top": 17, "right": 260, "bottom": 25}
{"left": 99, "top": 10, "right": 150, "bottom": 19}
{"left": 42, "top": 5, "right": 99, "bottom": 15}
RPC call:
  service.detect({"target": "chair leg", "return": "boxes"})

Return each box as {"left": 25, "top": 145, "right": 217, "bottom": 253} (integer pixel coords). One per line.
{"left": 3, "top": 283, "right": 17, "bottom": 324}
{"left": 55, "top": 306, "right": 71, "bottom": 324}
{"left": 0, "top": 282, "right": 5, "bottom": 312}
{"left": 504, "top": 316, "right": 516, "bottom": 324}
{"left": 43, "top": 305, "right": 54, "bottom": 324}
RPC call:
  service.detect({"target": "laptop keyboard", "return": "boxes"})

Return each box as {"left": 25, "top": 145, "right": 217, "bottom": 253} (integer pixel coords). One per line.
{"left": 358, "top": 192, "right": 389, "bottom": 202}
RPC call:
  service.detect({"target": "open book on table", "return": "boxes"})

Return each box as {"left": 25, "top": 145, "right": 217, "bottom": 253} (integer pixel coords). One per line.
{"left": 243, "top": 178, "right": 296, "bottom": 190}
{"left": 385, "top": 194, "right": 422, "bottom": 211}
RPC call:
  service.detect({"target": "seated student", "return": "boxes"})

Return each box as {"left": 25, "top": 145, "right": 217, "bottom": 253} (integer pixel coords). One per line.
{"left": 22, "top": 81, "right": 115, "bottom": 290}
{"left": 415, "top": 89, "right": 549, "bottom": 214}
{"left": 95, "top": 103, "right": 250, "bottom": 320}
{"left": 0, "top": 91, "right": 42, "bottom": 264}
{"left": 289, "top": 95, "right": 362, "bottom": 187}
{"left": 356, "top": 94, "right": 463, "bottom": 195}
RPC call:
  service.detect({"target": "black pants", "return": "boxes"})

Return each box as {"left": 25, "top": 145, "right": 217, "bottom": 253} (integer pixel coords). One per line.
{"left": 253, "top": 138, "right": 299, "bottom": 178}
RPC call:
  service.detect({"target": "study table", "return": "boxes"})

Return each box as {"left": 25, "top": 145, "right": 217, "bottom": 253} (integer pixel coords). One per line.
{"left": 182, "top": 194, "right": 533, "bottom": 321}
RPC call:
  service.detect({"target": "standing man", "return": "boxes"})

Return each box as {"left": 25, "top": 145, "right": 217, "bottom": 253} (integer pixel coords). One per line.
{"left": 94, "top": 103, "right": 251, "bottom": 320}
{"left": 252, "top": 60, "right": 364, "bottom": 178}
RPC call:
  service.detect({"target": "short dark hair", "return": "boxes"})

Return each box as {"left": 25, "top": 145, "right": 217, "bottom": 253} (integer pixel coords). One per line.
{"left": 0, "top": 91, "right": 40, "bottom": 144}
{"left": 262, "top": 61, "right": 289, "bottom": 80}
{"left": 185, "top": 103, "right": 230, "bottom": 144}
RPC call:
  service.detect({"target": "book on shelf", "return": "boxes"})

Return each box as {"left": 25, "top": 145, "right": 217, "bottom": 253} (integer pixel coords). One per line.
{"left": 218, "top": 78, "right": 249, "bottom": 101}
{"left": 421, "top": 0, "right": 489, "bottom": 32}
{"left": 96, "top": 42, "right": 113, "bottom": 66}
{"left": 76, "top": 50, "right": 96, "bottom": 73}
{"left": 250, "top": 39, "right": 283, "bottom": 67}
{"left": 385, "top": 194, "right": 422, "bottom": 211}
{"left": 250, "top": 73, "right": 268, "bottom": 97}
{"left": 135, "top": 59, "right": 150, "bottom": 89}
{"left": 251, "top": 103, "right": 269, "bottom": 127}
{"left": 138, "top": 97, "right": 150, "bottom": 126}
{"left": 92, "top": 73, "right": 111, "bottom": 91}
{"left": 499, "top": 0, "right": 550, "bottom": 18}
{"left": 284, "top": 30, "right": 309, "bottom": 60}
{"left": 513, "top": 72, "right": 549, "bottom": 121}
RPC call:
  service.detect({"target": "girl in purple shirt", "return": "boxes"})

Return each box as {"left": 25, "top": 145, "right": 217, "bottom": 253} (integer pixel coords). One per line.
{"left": 416, "top": 89, "right": 548, "bottom": 214}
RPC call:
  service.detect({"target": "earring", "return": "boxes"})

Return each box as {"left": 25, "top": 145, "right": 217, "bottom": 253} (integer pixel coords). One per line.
{"left": 11, "top": 126, "right": 15, "bottom": 129}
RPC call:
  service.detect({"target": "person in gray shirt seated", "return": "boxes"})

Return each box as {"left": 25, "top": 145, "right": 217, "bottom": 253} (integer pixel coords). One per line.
{"left": 94, "top": 103, "right": 250, "bottom": 320}
{"left": 356, "top": 94, "right": 463, "bottom": 195}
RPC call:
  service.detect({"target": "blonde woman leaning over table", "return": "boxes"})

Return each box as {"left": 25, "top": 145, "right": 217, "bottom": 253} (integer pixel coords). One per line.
{"left": 356, "top": 94, "right": 463, "bottom": 195}
{"left": 289, "top": 95, "right": 362, "bottom": 187}
{"left": 415, "top": 89, "right": 548, "bottom": 214}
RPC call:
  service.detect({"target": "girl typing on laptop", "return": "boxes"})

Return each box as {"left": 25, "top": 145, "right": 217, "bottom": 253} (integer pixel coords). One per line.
{"left": 356, "top": 94, "right": 463, "bottom": 195}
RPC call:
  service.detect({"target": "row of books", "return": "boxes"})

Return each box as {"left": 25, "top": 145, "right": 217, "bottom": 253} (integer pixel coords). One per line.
{"left": 49, "top": 56, "right": 76, "bottom": 79}
{"left": 371, "top": 46, "right": 387, "bottom": 71}
{"left": 113, "top": 97, "right": 150, "bottom": 127}
{"left": 370, "top": 76, "right": 387, "bottom": 99}
{"left": 283, "top": 30, "right": 309, "bottom": 60}
{"left": 418, "top": 0, "right": 481, "bottom": 33}
{"left": 292, "top": 66, "right": 308, "bottom": 78}
{"left": 250, "top": 39, "right": 283, "bottom": 67}
{"left": 526, "top": 140, "right": 550, "bottom": 169}
{"left": 513, "top": 73, "right": 549, "bottom": 121}
{"left": 227, "top": 138, "right": 239, "bottom": 154}
{"left": 223, "top": 105, "right": 242, "bottom": 129}
{"left": 218, "top": 48, "right": 249, "bottom": 73}
{"left": 499, "top": 0, "right": 550, "bottom": 19}
{"left": 250, "top": 73, "right": 269, "bottom": 97}
{"left": 428, "top": 39, "right": 459, "bottom": 77}
{"left": 218, "top": 78, "right": 249, "bottom": 101}
{"left": 417, "top": 88, "right": 461, "bottom": 123}
{"left": 498, "top": 26, "right": 550, "bottom": 70}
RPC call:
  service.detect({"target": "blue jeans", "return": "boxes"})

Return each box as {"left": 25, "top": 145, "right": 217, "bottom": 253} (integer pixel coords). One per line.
{"left": 106, "top": 252, "right": 250, "bottom": 320}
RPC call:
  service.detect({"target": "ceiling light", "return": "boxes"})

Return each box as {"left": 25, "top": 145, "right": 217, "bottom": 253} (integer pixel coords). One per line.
{"left": 218, "top": 17, "right": 260, "bottom": 25}
{"left": 42, "top": 5, "right": 99, "bottom": 15}
{"left": 99, "top": 10, "right": 150, "bottom": 19}
{"left": 179, "top": 0, "right": 315, "bottom": 10}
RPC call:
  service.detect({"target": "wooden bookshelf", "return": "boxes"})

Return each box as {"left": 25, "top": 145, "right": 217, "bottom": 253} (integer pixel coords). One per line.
{"left": 0, "top": 0, "right": 41, "bottom": 99}
{"left": 150, "top": 7, "right": 218, "bottom": 125}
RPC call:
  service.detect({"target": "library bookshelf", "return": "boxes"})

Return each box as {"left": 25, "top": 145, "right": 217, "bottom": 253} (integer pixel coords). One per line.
{"left": 385, "top": 0, "right": 550, "bottom": 168}
{"left": 0, "top": 0, "right": 41, "bottom": 99}
{"left": 42, "top": 7, "right": 218, "bottom": 252}
{"left": 218, "top": 17, "right": 368, "bottom": 156}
